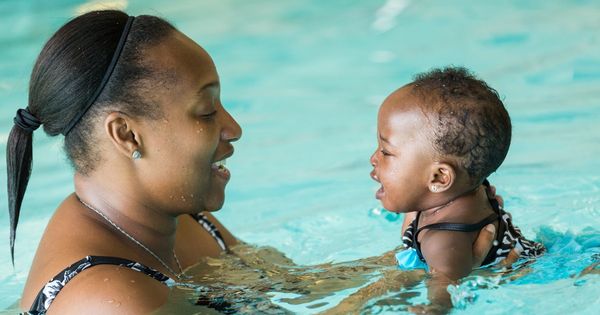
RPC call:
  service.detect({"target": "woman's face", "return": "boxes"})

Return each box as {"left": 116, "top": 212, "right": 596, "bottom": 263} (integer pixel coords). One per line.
{"left": 369, "top": 86, "right": 434, "bottom": 213}
{"left": 135, "top": 31, "right": 242, "bottom": 214}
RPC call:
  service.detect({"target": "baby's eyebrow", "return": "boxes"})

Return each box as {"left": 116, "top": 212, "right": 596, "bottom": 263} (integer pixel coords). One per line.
{"left": 379, "top": 134, "right": 392, "bottom": 145}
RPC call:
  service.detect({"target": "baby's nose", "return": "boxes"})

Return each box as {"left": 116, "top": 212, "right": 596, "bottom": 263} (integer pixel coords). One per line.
{"left": 370, "top": 151, "right": 378, "bottom": 166}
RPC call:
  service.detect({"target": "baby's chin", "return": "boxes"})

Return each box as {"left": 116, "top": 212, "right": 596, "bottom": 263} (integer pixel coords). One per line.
{"left": 380, "top": 202, "right": 405, "bottom": 214}
{"left": 382, "top": 203, "right": 418, "bottom": 214}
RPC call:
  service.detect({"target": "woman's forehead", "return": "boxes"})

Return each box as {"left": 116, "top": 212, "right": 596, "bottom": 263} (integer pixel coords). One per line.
{"left": 144, "top": 31, "right": 219, "bottom": 88}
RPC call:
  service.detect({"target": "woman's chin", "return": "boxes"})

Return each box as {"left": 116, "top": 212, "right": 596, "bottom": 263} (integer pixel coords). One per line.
{"left": 203, "top": 199, "right": 225, "bottom": 212}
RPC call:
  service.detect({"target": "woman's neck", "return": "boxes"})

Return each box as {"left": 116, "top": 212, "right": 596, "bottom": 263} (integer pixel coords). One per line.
{"left": 73, "top": 173, "right": 178, "bottom": 263}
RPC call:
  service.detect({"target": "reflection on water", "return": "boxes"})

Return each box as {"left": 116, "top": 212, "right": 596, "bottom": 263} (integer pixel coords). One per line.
{"left": 1, "top": 228, "right": 597, "bottom": 314}
{"left": 154, "top": 243, "right": 412, "bottom": 314}
{"left": 153, "top": 227, "right": 599, "bottom": 314}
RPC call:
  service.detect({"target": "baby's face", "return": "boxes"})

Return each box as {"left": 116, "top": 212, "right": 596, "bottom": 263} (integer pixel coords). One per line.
{"left": 369, "top": 86, "right": 436, "bottom": 213}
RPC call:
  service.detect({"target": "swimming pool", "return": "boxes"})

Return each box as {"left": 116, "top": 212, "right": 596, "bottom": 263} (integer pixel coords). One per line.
{"left": 1, "top": 0, "right": 599, "bottom": 313}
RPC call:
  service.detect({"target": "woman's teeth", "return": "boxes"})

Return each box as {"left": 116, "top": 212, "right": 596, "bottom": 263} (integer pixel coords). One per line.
{"left": 212, "top": 159, "right": 227, "bottom": 171}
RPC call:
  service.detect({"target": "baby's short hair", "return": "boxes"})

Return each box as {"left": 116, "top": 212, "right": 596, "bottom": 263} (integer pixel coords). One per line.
{"left": 410, "top": 66, "right": 511, "bottom": 183}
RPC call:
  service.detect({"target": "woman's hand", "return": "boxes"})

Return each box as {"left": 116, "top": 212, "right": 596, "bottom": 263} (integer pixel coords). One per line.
{"left": 472, "top": 184, "right": 520, "bottom": 267}
{"left": 472, "top": 223, "right": 497, "bottom": 267}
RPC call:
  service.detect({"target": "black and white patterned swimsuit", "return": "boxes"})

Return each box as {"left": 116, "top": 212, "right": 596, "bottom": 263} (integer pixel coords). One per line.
{"left": 23, "top": 213, "right": 228, "bottom": 315}
{"left": 400, "top": 187, "right": 545, "bottom": 267}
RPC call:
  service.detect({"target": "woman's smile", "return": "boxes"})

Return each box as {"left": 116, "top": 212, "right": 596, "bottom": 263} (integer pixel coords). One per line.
{"left": 212, "top": 158, "right": 230, "bottom": 181}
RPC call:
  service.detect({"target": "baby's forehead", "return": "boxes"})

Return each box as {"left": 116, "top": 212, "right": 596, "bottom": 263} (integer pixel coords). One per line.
{"left": 382, "top": 85, "right": 435, "bottom": 117}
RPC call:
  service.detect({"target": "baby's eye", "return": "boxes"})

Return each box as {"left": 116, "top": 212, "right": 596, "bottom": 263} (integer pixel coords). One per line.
{"left": 380, "top": 149, "right": 391, "bottom": 156}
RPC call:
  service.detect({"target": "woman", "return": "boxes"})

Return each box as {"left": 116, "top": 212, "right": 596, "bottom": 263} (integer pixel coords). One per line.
{"left": 8, "top": 10, "right": 240, "bottom": 314}
{"left": 7, "top": 10, "right": 502, "bottom": 314}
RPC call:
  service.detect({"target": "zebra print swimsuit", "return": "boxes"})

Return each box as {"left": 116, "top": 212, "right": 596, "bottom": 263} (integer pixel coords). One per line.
{"left": 23, "top": 213, "right": 228, "bottom": 315}
{"left": 399, "top": 194, "right": 545, "bottom": 269}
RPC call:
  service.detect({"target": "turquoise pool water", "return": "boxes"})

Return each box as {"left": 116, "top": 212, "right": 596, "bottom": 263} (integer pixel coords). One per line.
{"left": 1, "top": 0, "right": 599, "bottom": 313}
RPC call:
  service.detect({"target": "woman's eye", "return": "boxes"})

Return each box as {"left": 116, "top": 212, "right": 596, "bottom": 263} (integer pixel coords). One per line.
{"left": 199, "top": 110, "right": 217, "bottom": 120}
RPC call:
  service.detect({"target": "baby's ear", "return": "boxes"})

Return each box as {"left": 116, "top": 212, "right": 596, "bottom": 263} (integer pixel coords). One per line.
{"left": 427, "top": 162, "right": 455, "bottom": 193}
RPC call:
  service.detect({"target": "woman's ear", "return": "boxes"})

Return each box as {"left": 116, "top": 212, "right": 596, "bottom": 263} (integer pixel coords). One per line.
{"left": 427, "top": 162, "right": 455, "bottom": 193}
{"left": 104, "top": 112, "right": 142, "bottom": 159}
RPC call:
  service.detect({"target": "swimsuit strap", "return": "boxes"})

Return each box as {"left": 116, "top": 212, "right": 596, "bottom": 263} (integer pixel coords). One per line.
{"left": 410, "top": 212, "right": 424, "bottom": 260}
{"left": 191, "top": 213, "right": 229, "bottom": 252}
{"left": 26, "top": 256, "right": 172, "bottom": 315}
{"left": 405, "top": 179, "right": 534, "bottom": 266}
{"left": 411, "top": 211, "right": 499, "bottom": 261}
{"left": 415, "top": 212, "right": 499, "bottom": 235}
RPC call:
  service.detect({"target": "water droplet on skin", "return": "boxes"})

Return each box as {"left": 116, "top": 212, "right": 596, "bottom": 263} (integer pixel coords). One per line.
{"left": 106, "top": 299, "right": 115, "bottom": 304}
{"left": 103, "top": 278, "right": 109, "bottom": 282}
{"left": 115, "top": 302, "right": 122, "bottom": 307}
{"left": 180, "top": 196, "right": 186, "bottom": 202}
{"left": 190, "top": 194, "right": 194, "bottom": 198}
{"left": 130, "top": 280, "right": 135, "bottom": 283}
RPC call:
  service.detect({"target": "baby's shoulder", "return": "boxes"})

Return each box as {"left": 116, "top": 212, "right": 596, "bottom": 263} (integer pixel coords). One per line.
{"left": 420, "top": 229, "right": 475, "bottom": 279}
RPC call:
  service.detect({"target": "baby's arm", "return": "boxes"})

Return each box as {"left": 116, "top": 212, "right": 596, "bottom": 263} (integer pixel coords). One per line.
{"left": 420, "top": 230, "right": 474, "bottom": 310}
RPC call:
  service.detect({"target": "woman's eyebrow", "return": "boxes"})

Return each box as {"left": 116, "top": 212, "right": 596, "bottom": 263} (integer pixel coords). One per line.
{"left": 196, "top": 81, "right": 220, "bottom": 96}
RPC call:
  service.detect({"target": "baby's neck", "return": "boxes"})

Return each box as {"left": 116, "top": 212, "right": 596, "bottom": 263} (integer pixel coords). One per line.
{"left": 419, "top": 187, "right": 494, "bottom": 224}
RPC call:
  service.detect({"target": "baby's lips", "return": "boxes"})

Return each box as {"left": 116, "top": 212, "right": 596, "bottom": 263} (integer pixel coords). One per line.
{"left": 370, "top": 170, "right": 380, "bottom": 182}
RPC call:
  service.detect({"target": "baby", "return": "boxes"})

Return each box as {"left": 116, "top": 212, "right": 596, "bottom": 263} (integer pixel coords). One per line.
{"left": 369, "top": 66, "right": 545, "bottom": 310}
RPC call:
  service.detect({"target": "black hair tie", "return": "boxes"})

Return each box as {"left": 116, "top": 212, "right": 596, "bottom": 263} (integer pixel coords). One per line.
{"left": 14, "top": 108, "right": 42, "bottom": 132}
{"left": 61, "top": 15, "right": 135, "bottom": 136}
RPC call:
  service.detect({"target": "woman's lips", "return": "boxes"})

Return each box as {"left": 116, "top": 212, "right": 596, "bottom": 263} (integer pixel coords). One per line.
{"left": 211, "top": 159, "right": 230, "bottom": 181}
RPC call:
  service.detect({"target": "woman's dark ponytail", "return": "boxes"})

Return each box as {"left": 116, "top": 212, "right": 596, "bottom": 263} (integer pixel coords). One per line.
{"left": 6, "top": 10, "right": 175, "bottom": 264}
{"left": 6, "top": 109, "right": 41, "bottom": 265}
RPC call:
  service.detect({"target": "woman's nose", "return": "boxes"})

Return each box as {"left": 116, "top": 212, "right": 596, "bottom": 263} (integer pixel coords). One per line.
{"left": 221, "top": 108, "right": 242, "bottom": 142}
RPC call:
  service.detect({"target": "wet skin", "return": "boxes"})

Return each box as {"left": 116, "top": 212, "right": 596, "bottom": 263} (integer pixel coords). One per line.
{"left": 20, "top": 30, "right": 241, "bottom": 314}
{"left": 19, "top": 34, "right": 512, "bottom": 315}
{"left": 369, "top": 85, "right": 501, "bottom": 312}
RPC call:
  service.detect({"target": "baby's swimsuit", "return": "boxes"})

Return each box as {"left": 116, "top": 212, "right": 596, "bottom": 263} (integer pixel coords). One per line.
{"left": 396, "top": 183, "right": 545, "bottom": 270}
{"left": 23, "top": 213, "right": 228, "bottom": 315}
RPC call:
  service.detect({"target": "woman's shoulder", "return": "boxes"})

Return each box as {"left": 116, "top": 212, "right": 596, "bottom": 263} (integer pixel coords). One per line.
{"left": 45, "top": 263, "right": 169, "bottom": 314}
{"left": 22, "top": 254, "right": 172, "bottom": 314}
{"left": 20, "top": 194, "right": 168, "bottom": 313}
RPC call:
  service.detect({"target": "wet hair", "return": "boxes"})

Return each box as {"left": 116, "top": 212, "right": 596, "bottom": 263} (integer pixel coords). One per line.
{"left": 410, "top": 66, "right": 511, "bottom": 184}
{"left": 6, "top": 10, "right": 176, "bottom": 263}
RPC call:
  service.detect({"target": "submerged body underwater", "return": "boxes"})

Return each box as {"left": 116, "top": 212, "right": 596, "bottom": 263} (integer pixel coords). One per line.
{"left": 1, "top": 0, "right": 599, "bottom": 314}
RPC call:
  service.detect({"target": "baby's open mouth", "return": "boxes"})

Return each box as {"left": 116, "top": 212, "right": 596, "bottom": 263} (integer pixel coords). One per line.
{"left": 376, "top": 185, "right": 385, "bottom": 199}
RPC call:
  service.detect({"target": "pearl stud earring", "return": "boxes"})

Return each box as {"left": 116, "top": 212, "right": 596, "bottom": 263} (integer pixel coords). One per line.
{"left": 132, "top": 150, "right": 142, "bottom": 160}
